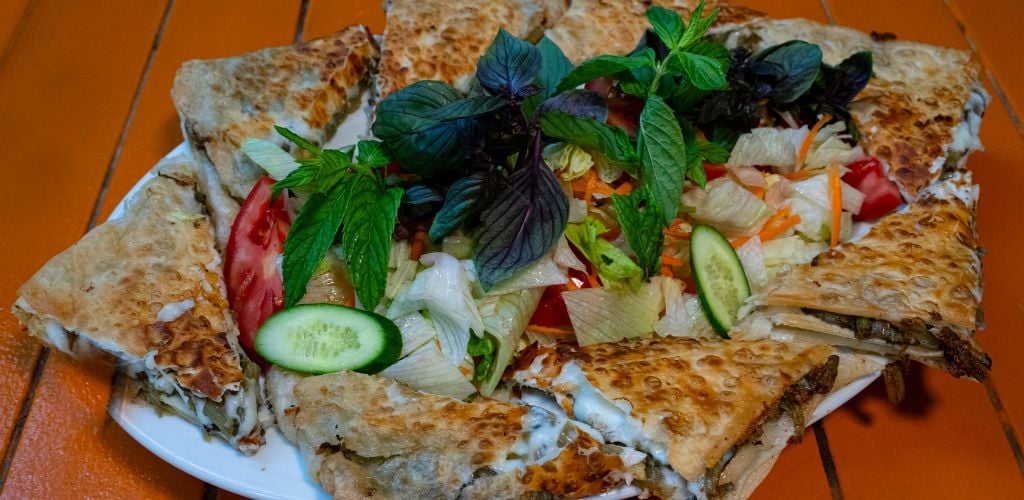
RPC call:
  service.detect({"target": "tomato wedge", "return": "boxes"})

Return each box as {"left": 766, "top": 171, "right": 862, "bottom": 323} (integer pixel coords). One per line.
{"left": 225, "top": 177, "right": 291, "bottom": 366}
{"left": 528, "top": 269, "right": 590, "bottom": 328}
{"left": 842, "top": 157, "right": 904, "bottom": 221}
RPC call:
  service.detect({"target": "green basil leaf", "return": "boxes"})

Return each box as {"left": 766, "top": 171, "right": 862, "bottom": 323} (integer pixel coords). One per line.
{"left": 403, "top": 184, "right": 444, "bottom": 205}
{"left": 474, "top": 148, "right": 568, "bottom": 290}
{"left": 522, "top": 37, "right": 574, "bottom": 116}
{"left": 275, "top": 125, "right": 321, "bottom": 154}
{"left": 342, "top": 176, "right": 403, "bottom": 309}
{"left": 671, "top": 52, "right": 727, "bottom": 90}
{"left": 356, "top": 140, "right": 391, "bottom": 167}
{"left": 679, "top": 0, "right": 720, "bottom": 49}
{"left": 431, "top": 95, "right": 509, "bottom": 122}
{"left": 429, "top": 172, "right": 489, "bottom": 241}
{"left": 536, "top": 90, "right": 608, "bottom": 121}
{"left": 282, "top": 177, "right": 353, "bottom": 307}
{"left": 646, "top": 6, "right": 685, "bottom": 49}
{"left": 372, "top": 81, "right": 465, "bottom": 176}
{"left": 612, "top": 187, "right": 665, "bottom": 279}
{"left": 556, "top": 53, "right": 653, "bottom": 93}
{"left": 637, "top": 95, "right": 687, "bottom": 224}
{"left": 476, "top": 29, "right": 542, "bottom": 96}
{"left": 540, "top": 111, "right": 637, "bottom": 166}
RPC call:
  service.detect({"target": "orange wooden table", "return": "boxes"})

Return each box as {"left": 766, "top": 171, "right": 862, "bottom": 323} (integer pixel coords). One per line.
{"left": 0, "top": 1, "right": 1021, "bottom": 498}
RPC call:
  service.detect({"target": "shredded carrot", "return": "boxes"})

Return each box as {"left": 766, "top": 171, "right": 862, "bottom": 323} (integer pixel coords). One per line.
{"left": 409, "top": 230, "right": 427, "bottom": 260}
{"left": 583, "top": 169, "right": 598, "bottom": 206}
{"left": 749, "top": 186, "right": 765, "bottom": 199}
{"left": 785, "top": 168, "right": 825, "bottom": 181}
{"left": 659, "top": 266, "right": 674, "bottom": 277}
{"left": 587, "top": 272, "right": 601, "bottom": 288}
{"left": 763, "top": 206, "right": 792, "bottom": 229}
{"left": 797, "top": 113, "right": 832, "bottom": 168}
{"left": 661, "top": 255, "right": 684, "bottom": 266}
{"left": 565, "top": 278, "right": 579, "bottom": 291}
{"left": 571, "top": 176, "right": 588, "bottom": 194}
{"left": 828, "top": 163, "right": 842, "bottom": 247}
{"left": 614, "top": 181, "right": 634, "bottom": 195}
{"left": 528, "top": 325, "right": 576, "bottom": 335}
{"left": 663, "top": 228, "right": 691, "bottom": 239}
{"left": 758, "top": 214, "right": 802, "bottom": 242}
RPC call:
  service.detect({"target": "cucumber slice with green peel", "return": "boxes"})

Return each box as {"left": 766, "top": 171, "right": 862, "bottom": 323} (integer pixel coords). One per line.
{"left": 255, "top": 304, "right": 402, "bottom": 374}
{"left": 689, "top": 224, "right": 751, "bottom": 338}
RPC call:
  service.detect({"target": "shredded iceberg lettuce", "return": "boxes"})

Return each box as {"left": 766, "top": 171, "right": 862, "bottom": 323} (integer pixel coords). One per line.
{"left": 475, "top": 288, "right": 544, "bottom": 395}
{"left": 564, "top": 217, "right": 643, "bottom": 291}
{"left": 735, "top": 236, "right": 768, "bottom": 289}
{"left": 682, "top": 178, "right": 774, "bottom": 237}
{"left": 379, "top": 340, "right": 476, "bottom": 400}
{"left": 565, "top": 282, "right": 663, "bottom": 346}
{"left": 762, "top": 236, "right": 828, "bottom": 277}
{"left": 544, "top": 142, "right": 594, "bottom": 181}
{"left": 240, "top": 139, "right": 300, "bottom": 180}
{"left": 486, "top": 255, "right": 567, "bottom": 295}
{"left": 726, "top": 127, "right": 804, "bottom": 170}
{"left": 387, "top": 252, "right": 484, "bottom": 364}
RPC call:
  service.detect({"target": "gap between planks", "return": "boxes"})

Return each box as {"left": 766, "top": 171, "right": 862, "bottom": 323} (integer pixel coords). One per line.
{"left": 0, "top": 0, "right": 176, "bottom": 493}
{"left": 0, "top": 0, "right": 38, "bottom": 75}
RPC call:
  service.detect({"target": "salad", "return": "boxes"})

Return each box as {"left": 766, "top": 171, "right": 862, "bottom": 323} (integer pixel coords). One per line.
{"left": 228, "top": 2, "right": 901, "bottom": 399}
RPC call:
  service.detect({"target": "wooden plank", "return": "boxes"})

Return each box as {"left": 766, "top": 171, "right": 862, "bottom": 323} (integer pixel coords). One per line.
{"left": 947, "top": 0, "right": 1024, "bottom": 130}
{"left": 304, "top": 0, "right": 386, "bottom": 41}
{"left": 0, "top": 0, "right": 33, "bottom": 68}
{"left": 822, "top": 0, "right": 1024, "bottom": 493}
{"left": 0, "top": 0, "right": 167, "bottom": 469}
{"left": 96, "top": 0, "right": 302, "bottom": 220}
{"left": 1, "top": 0, "right": 302, "bottom": 497}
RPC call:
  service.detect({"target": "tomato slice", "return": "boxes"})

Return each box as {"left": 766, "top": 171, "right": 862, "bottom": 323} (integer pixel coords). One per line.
{"left": 704, "top": 163, "right": 728, "bottom": 182}
{"left": 842, "top": 157, "right": 885, "bottom": 188}
{"left": 225, "top": 177, "right": 291, "bottom": 366}
{"left": 528, "top": 269, "right": 590, "bottom": 328}
{"left": 853, "top": 170, "right": 903, "bottom": 221}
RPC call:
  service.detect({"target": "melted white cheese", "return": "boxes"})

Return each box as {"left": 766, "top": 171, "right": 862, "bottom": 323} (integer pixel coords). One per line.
{"left": 156, "top": 300, "right": 194, "bottom": 322}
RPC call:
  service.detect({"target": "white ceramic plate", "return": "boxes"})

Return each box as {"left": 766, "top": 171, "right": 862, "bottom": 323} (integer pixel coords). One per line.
{"left": 106, "top": 101, "right": 882, "bottom": 499}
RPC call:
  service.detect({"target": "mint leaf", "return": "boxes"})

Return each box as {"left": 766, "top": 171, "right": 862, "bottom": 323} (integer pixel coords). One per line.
{"left": 698, "top": 141, "right": 730, "bottom": 164}
{"left": 671, "top": 52, "right": 727, "bottom": 90}
{"left": 342, "top": 175, "right": 403, "bottom": 309}
{"left": 275, "top": 125, "right": 321, "bottom": 154}
{"left": 476, "top": 29, "right": 541, "bottom": 96}
{"left": 612, "top": 188, "right": 665, "bottom": 279}
{"left": 431, "top": 95, "right": 509, "bottom": 122}
{"left": 522, "top": 37, "right": 574, "bottom": 116}
{"left": 556, "top": 53, "right": 653, "bottom": 93}
{"left": 536, "top": 90, "right": 607, "bottom": 121}
{"left": 637, "top": 95, "right": 687, "bottom": 224}
{"left": 646, "top": 6, "right": 685, "bottom": 49}
{"left": 540, "top": 111, "right": 637, "bottom": 166}
{"left": 564, "top": 217, "right": 643, "bottom": 291}
{"left": 356, "top": 140, "right": 390, "bottom": 167}
{"left": 467, "top": 333, "right": 498, "bottom": 383}
{"left": 282, "top": 177, "right": 353, "bottom": 306}
{"left": 272, "top": 163, "right": 320, "bottom": 197}
{"left": 679, "top": 0, "right": 720, "bottom": 49}
{"left": 372, "top": 81, "right": 465, "bottom": 176}
{"left": 429, "top": 172, "right": 489, "bottom": 241}
{"left": 687, "top": 39, "right": 731, "bottom": 67}
{"left": 474, "top": 139, "right": 568, "bottom": 289}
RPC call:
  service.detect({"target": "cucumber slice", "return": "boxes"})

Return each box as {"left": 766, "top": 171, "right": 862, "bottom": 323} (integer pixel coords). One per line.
{"left": 689, "top": 224, "right": 751, "bottom": 338}
{"left": 255, "top": 304, "right": 402, "bottom": 374}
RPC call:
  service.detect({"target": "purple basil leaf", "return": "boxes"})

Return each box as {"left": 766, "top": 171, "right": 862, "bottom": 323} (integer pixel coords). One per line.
{"left": 476, "top": 29, "right": 542, "bottom": 97}
{"left": 536, "top": 89, "right": 608, "bottom": 121}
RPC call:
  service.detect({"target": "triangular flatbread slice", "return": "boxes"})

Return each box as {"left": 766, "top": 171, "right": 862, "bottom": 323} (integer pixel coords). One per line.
{"left": 375, "top": 0, "right": 567, "bottom": 97}
{"left": 13, "top": 157, "right": 263, "bottom": 453}
{"left": 267, "top": 368, "right": 651, "bottom": 499}
{"left": 545, "top": 0, "right": 761, "bottom": 64}
{"left": 172, "top": 25, "right": 379, "bottom": 247}
{"left": 719, "top": 18, "right": 988, "bottom": 199}
{"left": 753, "top": 173, "right": 989, "bottom": 379}
{"left": 510, "top": 336, "right": 838, "bottom": 498}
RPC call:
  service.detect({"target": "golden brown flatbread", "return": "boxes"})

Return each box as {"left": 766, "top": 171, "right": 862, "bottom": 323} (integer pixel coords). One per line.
{"left": 13, "top": 156, "right": 263, "bottom": 452}
{"left": 753, "top": 173, "right": 989, "bottom": 379}
{"left": 545, "top": 0, "right": 762, "bottom": 64}
{"left": 376, "top": 0, "right": 567, "bottom": 97}
{"left": 718, "top": 18, "right": 988, "bottom": 199}
{"left": 510, "top": 336, "right": 836, "bottom": 492}
{"left": 173, "top": 25, "right": 379, "bottom": 246}
{"left": 266, "top": 368, "right": 646, "bottom": 499}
